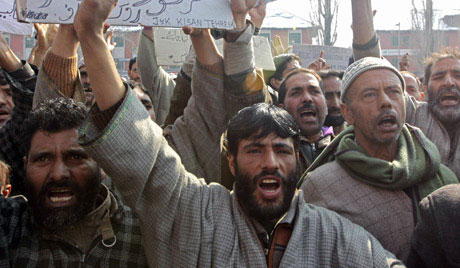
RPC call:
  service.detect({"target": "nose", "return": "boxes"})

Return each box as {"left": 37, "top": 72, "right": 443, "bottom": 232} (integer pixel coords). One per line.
{"left": 261, "top": 150, "right": 279, "bottom": 172}
{"left": 378, "top": 91, "right": 392, "bottom": 110}
{"left": 49, "top": 159, "right": 70, "bottom": 182}
{"left": 442, "top": 73, "right": 455, "bottom": 89}
{"left": 330, "top": 94, "right": 340, "bottom": 108}
{"left": 301, "top": 91, "right": 313, "bottom": 104}
{"left": 0, "top": 91, "right": 7, "bottom": 105}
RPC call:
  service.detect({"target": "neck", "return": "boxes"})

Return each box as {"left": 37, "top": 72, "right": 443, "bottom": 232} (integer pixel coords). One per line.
{"left": 355, "top": 135, "right": 398, "bottom": 162}
{"left": 303, "top": 130, "right": 322, "bottom": 144}
{"left": 334, "top": 124, "right": 345, "bottom": 135}
{"left": 261, "top": 219, "right": 277, "bottom": 235}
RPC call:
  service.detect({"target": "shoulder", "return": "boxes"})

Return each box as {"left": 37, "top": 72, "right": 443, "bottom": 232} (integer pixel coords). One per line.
{"left": 301, "top": 161, "right": 349, "bottom": 190}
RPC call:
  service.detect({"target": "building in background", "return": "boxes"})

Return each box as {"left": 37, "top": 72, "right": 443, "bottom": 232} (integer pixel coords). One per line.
{"left": 377, "top": 27, "right": 460, "bottom": 76}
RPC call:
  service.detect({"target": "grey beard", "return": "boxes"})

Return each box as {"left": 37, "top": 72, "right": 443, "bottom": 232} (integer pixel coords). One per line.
{"left": 428, "top": 87, "right": 460, "bottom": 129}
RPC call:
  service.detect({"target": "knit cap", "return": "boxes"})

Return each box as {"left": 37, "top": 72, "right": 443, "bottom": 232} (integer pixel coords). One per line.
{"left": 341, "top": 57, "right": 406, "bottom": 102}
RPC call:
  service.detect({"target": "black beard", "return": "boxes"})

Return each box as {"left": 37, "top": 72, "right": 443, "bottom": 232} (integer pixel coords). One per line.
{"left": 234, "top": 162, "right": 298, "bottom": 223}
{"left": 25, "top": 171, "right": 102, "bottom": 230}
{"left": 324, "top": 114, "right": 345, "bottom": 127}
{"left": 428, "top": 86, "right": 460, "bottom": 129}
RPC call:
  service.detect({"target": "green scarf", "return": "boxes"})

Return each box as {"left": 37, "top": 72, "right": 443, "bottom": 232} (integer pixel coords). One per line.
{"left": 298, "top": 125, "right": 457, "bottom": 216}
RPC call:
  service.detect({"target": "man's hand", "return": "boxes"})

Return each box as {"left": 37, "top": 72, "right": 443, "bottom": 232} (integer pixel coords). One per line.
{"left": 231, "top": 0, "right": 258, "bottom": 30}
{"left": 271, "top": 35, "right": 292, "bottom": 56}
{"left": 399, "top": 53, "right": 409, "bottom": 71}
{"left": 249, "top": 0, "right": 266, "bottom": 28}
{"left": 104, "top": 28, "right": 117, "bottom": 54}
{"left": 74, "top": 0, "right": 118, "bottom": 37}
{"left": 0, "top": 32, "right": 21, "bottom": 72}
{"left": 308, "top": 50, "right": 330, "bottom": 72}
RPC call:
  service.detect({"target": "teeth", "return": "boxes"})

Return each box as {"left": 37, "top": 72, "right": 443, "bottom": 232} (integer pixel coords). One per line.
{"left": 262, "top": 179, "right": 277, "bottom": 184}
{"left": 265, "top": 190, "right": 276, "bottom": 193}
{"left": 50, "top": 196, "right": 72, "bottom": 203}
{"left": 51, "top": 189, "right": 70, "bottom": 193}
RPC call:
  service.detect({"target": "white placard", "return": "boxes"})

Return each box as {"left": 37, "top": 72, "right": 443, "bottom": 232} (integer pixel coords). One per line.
{"left": 0, "top": 0, "right": 33, "bottom": 35}
{"left": 154, "top": 28, "right": 275, "bottom": 70}
{"left": 293, "top": 44, "right": 353, "bottom": 71}
{"left": 16, "top": 0, "right": 235, "bottom": 29}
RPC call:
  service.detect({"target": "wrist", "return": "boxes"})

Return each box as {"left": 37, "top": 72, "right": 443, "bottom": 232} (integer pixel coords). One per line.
{"left": 233, "top": 16, "right": 247, "bottom": 31}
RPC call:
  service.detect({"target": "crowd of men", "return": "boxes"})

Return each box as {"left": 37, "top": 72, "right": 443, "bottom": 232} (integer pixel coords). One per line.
{"left": 0, "top": 0, "right": 459, "bottom": 267}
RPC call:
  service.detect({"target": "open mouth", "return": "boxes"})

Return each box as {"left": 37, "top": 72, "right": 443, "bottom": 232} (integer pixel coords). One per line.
{"left": 46, "top": 188, "right": 75, "bottom": 206}
{"left": 0, "top": 109, "right": 10, "bottom": 118}
{"left": 257, "top": 176, "right": 281, "bottom": 200}
{"left": 439, "top": 93, "right": 459, "bottom": 106}
{"left": 299, "top": 108, "right": 317, "bottom": 120}
{"left": 377, "top": 115, "right": 398, "bottom": 132}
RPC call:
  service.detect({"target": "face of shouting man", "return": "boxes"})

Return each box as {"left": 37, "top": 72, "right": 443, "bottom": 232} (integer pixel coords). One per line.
{"left": 341, "top": 69, "right": 405, "bottom": 158}
{"left": 229, "top": 132, "right": 298, "bottom": 223}
{"left": 25, "top": 128, "right": 102, "bottom": 229}
{"left": 426, "top": 57, "right": 460, "bottom": 129}
{"left": 279, "top": 70, "right": 327, "bottom": 142}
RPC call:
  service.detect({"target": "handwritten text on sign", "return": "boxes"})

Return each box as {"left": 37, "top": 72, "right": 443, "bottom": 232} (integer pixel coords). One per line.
{"left": 293, "top": 44, "right": 352, "bottom": 71}
{"left": 16, "top": 0, "right": 235, "bottom": 29}
{"left": 0, "top": 0, "right": 33, "bottom": 35}
{"left": 154, "top": 28, "right": 275, "bottom": 71}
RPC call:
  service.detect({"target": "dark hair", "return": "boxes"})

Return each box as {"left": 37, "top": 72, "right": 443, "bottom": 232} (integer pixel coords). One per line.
{"left": 278, "top": 68, "right": 323, "bottom": 104}
{"left": 0, "top": 70, "right": 8, "bottom": 86}
{"left": 22, "top": 98, "right": 88, "bottom": 155}
{"left": 270, "top": 54, "right": 302, "bottom": 82}
{"left": 318, "top": 69, "right": 344, "bottom": 80}
{"left": 129, "top": 57, "right": 137, "bottom": 71}
{"left": 424, "top": 47, "right": 460, "bottom": 86}
{"left": 227, "top": 103, "right": 300, "bottom": 158}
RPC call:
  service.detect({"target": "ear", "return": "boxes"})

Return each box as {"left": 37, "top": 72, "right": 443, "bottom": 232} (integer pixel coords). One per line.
{"left": 100, "top": 169, "right": 107, "bottom": 181}
{"left": 23, "top": 156, "right": 27, "bottom": 170}
{"left": 278, "top": 103, "right": 284, "bottom": 109}
{"left": 340, "top": 103, "right": 355, "bottom": 125}
{"left": 227, "top": 154, "right": 236, "bottom": 177}
{"left": 420, "top": 92, "right": 425, "bottom": 100}
{"left": 2, "top": 185, "right": 11, "bottom": 198}
{"left": 270, "top": 78, "right": 281, "bottom": 90}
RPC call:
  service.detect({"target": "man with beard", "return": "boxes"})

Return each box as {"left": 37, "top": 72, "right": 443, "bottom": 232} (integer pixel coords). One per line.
{"left": 319, "top": 70, "right": 347, "bottom": 134}
{"left": 405, "top": 47, "right": 460, "bottom": 181}
{"left": 277, "top": 68, "right": 333, "bottom": 174}
{"left": 73, "top": 0, "right": 404, "bottom": 266}
{"left": 127, "top": 57, "right": 141, "bottom": 83}
{"left": 0, "top": 98, "right": 148, "bottom": 267}
{"left": 0, "top": 72, "right": 13, "bottom": 126}
{"left": 299, "top": 57, "right": 458, "bottom": 263}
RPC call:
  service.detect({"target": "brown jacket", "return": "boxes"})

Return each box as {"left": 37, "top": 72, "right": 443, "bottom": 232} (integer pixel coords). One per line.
{"left": 406, "top": 96, "right": 460, "bottom": 181}
{"left": 301, "top": 161, "right": 414, "bottom": 262}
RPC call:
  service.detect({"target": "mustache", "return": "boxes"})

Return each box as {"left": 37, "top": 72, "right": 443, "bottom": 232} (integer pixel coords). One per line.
{"left": 38, "top": 179, "right": 79, "bottom": 198}
{"left": 328, "top": 107, "right": 341, "bottom": 113}
{"left": 252, "top": 170, "right": 285, "bottom": 186}
{"left": 375, "top": 110, "right": 400, "bottom": 124}
{"left": 296, "top": 103, "right": 318, "bottom": 113}
{"left": 435, "top": 86, "right": 460, "bottom": 101}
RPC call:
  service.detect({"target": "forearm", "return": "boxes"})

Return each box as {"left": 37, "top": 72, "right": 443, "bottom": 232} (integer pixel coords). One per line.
{"left": 0, "top": 45, "right": 22, "bottom": 72}
{"left": 190, "top": 30, "right": 222, "bottom": 69}
{"left": 51, "top": 25, "right": 79, "bottom": 58}
{"left": 79, "top": 33, "right": 125, "bottom": 110}
{"left": 351, "top": 0, "right": 374, "bottom": 45}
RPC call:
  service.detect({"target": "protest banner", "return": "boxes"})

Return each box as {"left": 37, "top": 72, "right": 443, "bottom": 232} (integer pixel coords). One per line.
{"left": 0, "top": 0, "right": 33, "bottom": 35}
{"left": 292, "top": 44, "right": 352, "bottom": 71}
{"left": 16, "top": 0, "right": 234, "bottom": 29}
{"left": 154, "top": 28, "right": 275, "bottom": 70}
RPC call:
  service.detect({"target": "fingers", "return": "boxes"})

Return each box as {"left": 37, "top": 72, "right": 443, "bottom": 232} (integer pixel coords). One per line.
{"left": 182, "top": 26, "right": 203, "bottom": 36}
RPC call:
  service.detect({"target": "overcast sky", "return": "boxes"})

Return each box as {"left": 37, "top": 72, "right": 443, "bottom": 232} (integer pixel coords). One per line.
{"left": 267, "top": 0, "right": 460, "bottom": 47}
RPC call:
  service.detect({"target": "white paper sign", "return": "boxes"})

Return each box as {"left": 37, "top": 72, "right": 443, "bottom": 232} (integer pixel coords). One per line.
{"left": 154, "top": 28, "right": 275, "bottom": 70}
{"left": 293, "top": 44, "right": 353, "bottom": 71}
{"left": 0, "top": 0, "right": 33, "bottom": 35}
{"left": 16, "top": 0, "right": 235, "bottom": 29}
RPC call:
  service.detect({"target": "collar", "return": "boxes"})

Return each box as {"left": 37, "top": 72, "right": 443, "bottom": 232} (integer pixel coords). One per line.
{"left": 251, "top": 193, "right": 299, "bottom": 239}
{"left": 38, "top": 184, "right": 118, "bottom": 250}
{"left": 300, "top": 126, "right": 334, "bottom": 148}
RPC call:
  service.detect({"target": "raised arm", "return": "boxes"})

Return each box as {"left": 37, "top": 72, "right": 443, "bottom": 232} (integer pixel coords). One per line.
{"left": 137, "top": 27, "right": 175, "bottom": 126}
{"left": 33, "top": 24, "right": 85, "bottom": 108}
{"left": 351, "top": 0, "right": 381, "bottom": 60}
{"left": 0, "top": 32, "right": 37, "bottom": 195}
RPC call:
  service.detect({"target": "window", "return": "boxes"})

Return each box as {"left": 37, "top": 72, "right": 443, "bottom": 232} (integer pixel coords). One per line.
{"left": 288, "top": 31, "right": 302, "bottom": 45}
{"left": 392, "top": 36, "right": 399, "bottom": 47}
{"left": 259, "top": 32, "right": 271, "bottom": 42}
{"left": 3, "top": 35, "right": 10, "bottom": 46}
{"left": 444, "top": 36, "right": 450, "bottom": 46}
{"left": 402, "top": 36, "right": 409, "bottom": 46}
{"left": 24, "top": 37, "right": 36, "bottom": 59}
